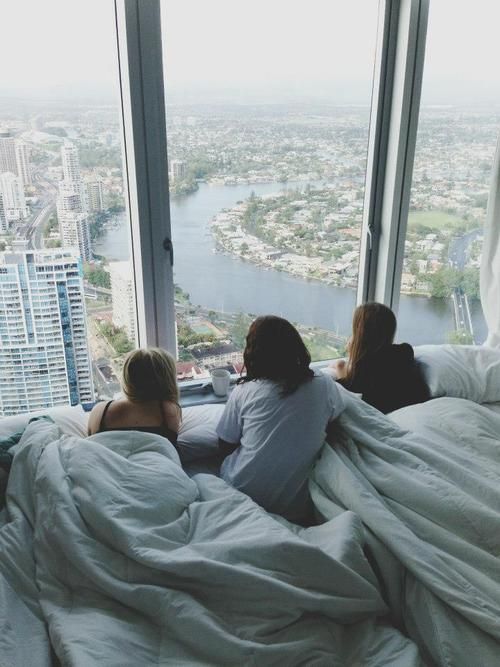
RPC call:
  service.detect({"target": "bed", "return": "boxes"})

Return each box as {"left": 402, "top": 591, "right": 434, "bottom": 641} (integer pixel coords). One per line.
{"left": 0, "top": 345, "right": 499, "bottom": 666}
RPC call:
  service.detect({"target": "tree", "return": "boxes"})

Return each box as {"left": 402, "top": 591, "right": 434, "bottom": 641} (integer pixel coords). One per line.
{"left": 447, "top": 329, "right": 473, "bottom": 345}
{"left": 428, "top": 267, "right": 461, "bottom": 298}
{"left": 461, "top": 268, "right": 480, "bottom": 300}
{"left": 84, "top": 264, "right": 111, "bottom": 289}
{"left": 229, "top": 312, "right": 252, "bottom": 349}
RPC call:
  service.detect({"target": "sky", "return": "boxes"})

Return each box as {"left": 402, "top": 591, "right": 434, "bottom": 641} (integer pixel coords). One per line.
{"left": 1, "top": 0, "right": 500, "bottom": 105}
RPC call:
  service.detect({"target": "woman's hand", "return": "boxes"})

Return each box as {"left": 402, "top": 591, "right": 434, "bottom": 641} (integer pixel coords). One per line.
{"left": 330, "top": 358, "right": 347, "bottom": 380}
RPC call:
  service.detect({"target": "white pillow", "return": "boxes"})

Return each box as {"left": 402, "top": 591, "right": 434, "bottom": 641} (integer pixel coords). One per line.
{"left": 177, "top": 403, "right": 225, "bottom": 462}
{"left": 0, "top": 405, "right": 88, "bottom": 438}
{"left": 414, "top": 344, "right": 500, "bottom": 404}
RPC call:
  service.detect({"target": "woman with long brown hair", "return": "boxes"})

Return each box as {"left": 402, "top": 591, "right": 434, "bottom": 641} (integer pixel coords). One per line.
{"left": 334, "top": 302, "right": 429, "bottom": 413}
{"left": 217, "top": 315, "right": 345, "bottom": 525}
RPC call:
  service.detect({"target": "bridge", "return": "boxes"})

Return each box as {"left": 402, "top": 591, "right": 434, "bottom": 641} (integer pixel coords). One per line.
{"left": 451, "top": 287, "right": 475, "bottom": 343}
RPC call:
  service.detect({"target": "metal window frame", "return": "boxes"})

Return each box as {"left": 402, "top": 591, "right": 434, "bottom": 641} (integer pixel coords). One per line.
{"left": 114, "top": 0, "right": 176, "bottom": 352}
{"left": 358, "top": 0, "right": 429, "bottom": 310}
{"left": 114, "top": 0, "right": 429, "bottom": 365}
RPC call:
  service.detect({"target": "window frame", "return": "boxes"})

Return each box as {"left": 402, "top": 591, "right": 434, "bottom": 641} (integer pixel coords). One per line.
{"left": 115, "top": 0, "right": 430, "bottom": 393}
{"left": 114, "top": 0, "right": 176, "bottom": 352}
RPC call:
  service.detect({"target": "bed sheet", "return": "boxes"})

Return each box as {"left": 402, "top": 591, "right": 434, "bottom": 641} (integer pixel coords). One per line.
{"left": 311, "top": 390, "right": 500, "bottom": 667}
{"left": 0, "top": 420, "right": 421, "bottom": 666}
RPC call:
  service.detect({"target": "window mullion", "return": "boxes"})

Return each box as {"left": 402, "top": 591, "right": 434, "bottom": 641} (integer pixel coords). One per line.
{"left": 359, "top": 0, "right": 429, "bottom": 310}
{"left": 114, "top": 0, "right": 176, "bottom": 353}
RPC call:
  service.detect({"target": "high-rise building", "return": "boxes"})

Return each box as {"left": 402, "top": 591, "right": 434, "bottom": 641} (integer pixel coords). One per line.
{"left": 0, "top": 194, "right": 7, "bottom": 233}
{"left": 170, "top": 159, "right": 186, "bottom": 183}
{"left": 0, "top": 172, "right": 28, "bottom": 222}
{"left": 61, "top": 140, "right": 82, "bottom": 183}
{"left": 0, "top": 250, "right": 94, "bottom": 416}
{"left": 0, "top": 129, "right": 17, "bottom": 175}
{"left": 109, "top": 261, "right": 136, "bottom": 342}
{"left": 15, "top": 141, "right": 32, "bottom": 186}
{"left": 57, "top": 142, "right": 91, "bottom": 261}
{"left": 86, "top": 179, "right": 104, "bottom": 212}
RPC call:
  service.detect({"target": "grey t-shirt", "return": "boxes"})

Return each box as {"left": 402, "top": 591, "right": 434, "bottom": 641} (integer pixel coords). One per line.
{"left": 216, "top": 372, "right": 345, "bottom": 523}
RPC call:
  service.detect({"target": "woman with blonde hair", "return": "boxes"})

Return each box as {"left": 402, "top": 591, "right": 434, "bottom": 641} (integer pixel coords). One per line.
{"left": 88, "top": 347, "right": 181, "bottom": 444}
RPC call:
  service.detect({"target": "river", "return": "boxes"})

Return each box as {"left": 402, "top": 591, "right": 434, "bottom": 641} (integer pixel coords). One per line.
{"left": 95, "top": 181, "right": 488, "bottom": 345}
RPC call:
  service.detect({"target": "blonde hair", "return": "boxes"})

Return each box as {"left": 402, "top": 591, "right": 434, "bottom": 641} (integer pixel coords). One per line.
{"left": 122, "top": 347, "right": 179, "bottom": 405}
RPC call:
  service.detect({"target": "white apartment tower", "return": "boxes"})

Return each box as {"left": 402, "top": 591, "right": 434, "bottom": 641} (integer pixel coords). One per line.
{"left": 0, "top": 172, "right": 28, "bottom": 222}
{"left": 0, "top": 194, "right": 7, "bottom": 233}
{"left": 0, "top": 130, "right": 31, "bottom": 187}
{"left": 86, "top": 179, "right": 104, "bottom": 212}
{"left": 0, "top": 129, "right": 17, "bottom": 175}
{"left": 0, "top": 250, "right": 94, "bottom": 416}
{"left": 109, "top": 261, "right": 136, "bottom": 342}
{"left": 57, "top": 142, "right": 91, "bottom": 261}
{"left": 62, "top": 140, "right": 82, "bottom": 182}
{"left": 170, "top": 159, "right": 186, "bottom": 183}
{"left": 15, "top": 141, "right": 32, "bottom": 186}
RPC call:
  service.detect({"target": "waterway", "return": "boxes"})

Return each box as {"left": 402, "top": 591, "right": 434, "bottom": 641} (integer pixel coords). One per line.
{"left": 95, "top": 181, "right": 488, "bottom": 345}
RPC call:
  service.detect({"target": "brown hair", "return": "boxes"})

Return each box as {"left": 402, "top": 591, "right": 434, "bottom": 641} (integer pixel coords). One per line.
{"left": 240, "top": 315, "right": 313, "bottom": 396}
{"left": 122, "top": 347, "right": 179, "bottom": 405}
{"left": 344, "top": 303, "right": 397, "bottom": 384}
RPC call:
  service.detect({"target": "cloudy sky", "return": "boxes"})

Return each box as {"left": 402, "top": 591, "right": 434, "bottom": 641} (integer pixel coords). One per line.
{"left": 1, "top": 0, "right": 500, "bottom": 104}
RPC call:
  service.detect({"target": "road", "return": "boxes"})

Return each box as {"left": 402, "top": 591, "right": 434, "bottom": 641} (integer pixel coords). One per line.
{"left": 16, "top": 171, "right": 58, "bottom": 250}
{"left": 451, "top": 287, "right": 474, "bottom": 341}
{"left": 448, "top": 228, "right": 482, "bottom": 271}
{"left": 448, "top": 229, "right": 479, "bottom": 342}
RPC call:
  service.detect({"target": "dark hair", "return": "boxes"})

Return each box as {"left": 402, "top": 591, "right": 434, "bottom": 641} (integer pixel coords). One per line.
{"left": 345, "top": 302, "right": 396, "bottom": 384}
{"left": 240, "top": 315, "right": 314, "bottom": 396}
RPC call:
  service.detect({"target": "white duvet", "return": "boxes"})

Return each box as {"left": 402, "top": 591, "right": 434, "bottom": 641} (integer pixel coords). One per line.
{"left": 0, "top": 420, "right": 419, "bottom": 667}
{"left": 311, "top": 390, "right": 500, "bottom": 667}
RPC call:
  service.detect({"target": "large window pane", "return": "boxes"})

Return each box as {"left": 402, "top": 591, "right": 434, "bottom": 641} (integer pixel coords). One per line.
{"left": 398, "top": 0, "right": 500, "bottom": 345}
{"left": 161, "top": 0, "right": 378, "bottom": 380}
{"left": 0, "top": 0, "right": 137, "bottom": 415}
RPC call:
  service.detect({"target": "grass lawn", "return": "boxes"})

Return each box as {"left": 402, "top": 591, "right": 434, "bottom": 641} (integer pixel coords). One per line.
{"left": 408, "top": 210, "right": 463, "bottom": 230}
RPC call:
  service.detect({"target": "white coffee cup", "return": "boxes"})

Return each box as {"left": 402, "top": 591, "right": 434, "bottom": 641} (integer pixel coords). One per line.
{"left": 211, "top": 368, "right": 231, "bottom": 397}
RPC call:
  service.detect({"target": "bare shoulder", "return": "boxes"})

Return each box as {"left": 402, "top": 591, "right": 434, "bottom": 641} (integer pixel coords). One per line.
{"left": 161, "top": 400, "right": 182, "bottom": 430}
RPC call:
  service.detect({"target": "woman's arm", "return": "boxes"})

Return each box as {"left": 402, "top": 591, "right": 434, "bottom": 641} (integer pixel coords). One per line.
{"left": 87, "top": 401, "right": 106, "bottom": 436}
{"left": 161, "top": 401, "right": 182, "bottom": 433}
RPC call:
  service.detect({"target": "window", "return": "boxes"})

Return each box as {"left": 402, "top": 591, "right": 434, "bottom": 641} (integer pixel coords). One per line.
{"left": 161, "top": 0, "right": 379, "bottom": 379}
{"left": 1, "top": 0, "right": 499, "bottom": 414}
{"left": 0, "top": 0, "right": 138, "bottom": 415}
{"left": 397, "top": 0, "right": 500, "bottom": 345}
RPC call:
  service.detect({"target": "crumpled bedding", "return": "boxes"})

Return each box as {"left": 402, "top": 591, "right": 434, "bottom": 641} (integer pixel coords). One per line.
{"left": 0, "top": 419, "right": 420, "bottom": 666}
{"left": 311, "top": 390, "right": 500, "bottom": 667}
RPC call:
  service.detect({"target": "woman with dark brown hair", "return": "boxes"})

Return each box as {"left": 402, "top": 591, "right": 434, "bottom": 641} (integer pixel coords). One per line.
{"left": 334, "top": 302, "right": 429, "bottom": 414}
{"left": 217, "top": 315, "right": 345, "bottom": 525}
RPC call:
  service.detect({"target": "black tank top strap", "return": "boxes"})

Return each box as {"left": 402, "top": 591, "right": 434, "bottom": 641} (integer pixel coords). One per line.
{"left": 98, "top": 400, "right": 114, "bottom": 433}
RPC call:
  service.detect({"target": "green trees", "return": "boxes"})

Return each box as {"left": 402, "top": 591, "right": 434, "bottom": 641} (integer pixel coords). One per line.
{"left": 447, "top": 330, "right": 474, "bottom": 345}
{"left": 177, "top": 322, "right": 216, "bottom": 348}
{"left": 428, "top": 266, "right": 480, "bottom": 299}
{"left": 99, "top": 322, "right": 133, "bottom": 355}
{"left": 84, "top": 264, "right": 111, "bottom": 289}
{"left": 428, "top": 267, "right": 460, "bottom": 298}
{"left": 43, "top": 215, "right": 58, "bottom": 238}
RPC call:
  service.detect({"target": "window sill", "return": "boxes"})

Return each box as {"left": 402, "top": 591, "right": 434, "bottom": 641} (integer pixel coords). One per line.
{"left": 178, "top": 360, "right": 337, "bottom": 407}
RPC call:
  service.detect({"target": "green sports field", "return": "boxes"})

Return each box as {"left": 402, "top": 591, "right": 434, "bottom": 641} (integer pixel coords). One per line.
{"left": 408, "top": 210, "right": 463, "bottom": 230}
